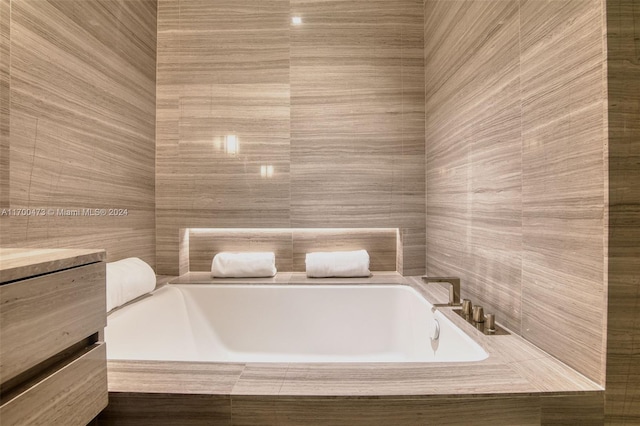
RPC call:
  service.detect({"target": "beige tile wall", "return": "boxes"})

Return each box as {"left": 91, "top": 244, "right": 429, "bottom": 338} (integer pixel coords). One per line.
{"left": 156, "top": 0, "right": 426, "bottom": 275}
{"left": 520, "top": 0, "right": 608, "bottom": 387}
{"left": 0, "top": 0, "right": 157, "bottom": 265}
{"left": 0, "top": 0, "right": 8, "bottom": 211}
{"left": 424, "top": 0, "right": 523, "bottom": 330}
{"left": 424, "top": 0, "right": 608, "bottom": 385}
{"left": 605, "top": 0, "right": 640, "bottom": 423}
{"left": 156, "top": 0, "right": 292, "bottom": 276}
{"left": 289, "top": 0, "right": 426, "bottom": 276}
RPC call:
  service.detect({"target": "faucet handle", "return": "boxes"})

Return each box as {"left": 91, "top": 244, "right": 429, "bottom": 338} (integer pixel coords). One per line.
{"left": 485, "top": 313, "right": 496, "bottom": 331}
{"left": 462, "top": 299, "right": 473, "bottom": 315}
{"left": 472, "top": 306, "right": 485, "bottom": 323}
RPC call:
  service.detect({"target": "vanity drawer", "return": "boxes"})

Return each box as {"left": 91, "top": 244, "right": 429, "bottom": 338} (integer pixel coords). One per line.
{"left": 0, "top": 343, "right": 107, "bottom": 426}
{"left": 0, "top": 262, "right": 106, "bottom": 383}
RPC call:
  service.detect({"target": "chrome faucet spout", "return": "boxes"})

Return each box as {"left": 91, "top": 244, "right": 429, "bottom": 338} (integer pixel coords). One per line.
{"left": 421, "top": 276, "right": 461, "bottom": 306}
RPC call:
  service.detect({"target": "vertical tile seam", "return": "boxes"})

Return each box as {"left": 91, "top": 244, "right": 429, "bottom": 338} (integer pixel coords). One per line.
{"left": 154, "top": 0, "right": 159, "bottom": 271}
{"left": 600, "top": 0, "right": 610, "bottom": 389}
{"left": 517, "top": 0, "right": 524, "bottom": 338}
{"left": 423, "top": 0, "right": 428, "bottom": 276}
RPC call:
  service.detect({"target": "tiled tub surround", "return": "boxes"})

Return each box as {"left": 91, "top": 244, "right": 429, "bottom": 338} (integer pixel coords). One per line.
{"left": 424, "top": 0, "right": 608, "bottom": 388}
{"left": 99, "top": 277, "right": 603, "bottom": 425}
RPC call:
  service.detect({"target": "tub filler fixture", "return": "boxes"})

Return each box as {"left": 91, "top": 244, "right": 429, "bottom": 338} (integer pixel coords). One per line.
{"left": 105, "top": 284, "right": 488, "bottom": 363}
{"left": 421, "top": 276, "right": 461, "bottom": 307}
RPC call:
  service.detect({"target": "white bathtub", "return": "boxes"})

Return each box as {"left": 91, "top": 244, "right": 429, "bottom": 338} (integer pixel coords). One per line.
{"left": 105, "top": 284, "right": 488, "bottom": 363}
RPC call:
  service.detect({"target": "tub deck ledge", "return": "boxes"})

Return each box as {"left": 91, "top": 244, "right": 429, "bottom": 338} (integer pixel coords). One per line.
{"left": 100, "top": 274, "right": 604, "bottom": 424}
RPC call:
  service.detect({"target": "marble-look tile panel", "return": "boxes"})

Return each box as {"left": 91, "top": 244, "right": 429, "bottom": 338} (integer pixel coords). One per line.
{"left": 106, "top": 360, "right": 244, "bottom": 395}
{"left": 157, "top": 0, "right": 426, "bottom": 275}
{"left": 424, "top": 0, "right": 608, "bottom": 386}
{"left": 231, "top": 395, "right": 542, "bottom": 426}
{"left": 397, "top": 227, "right": 426, "bottom": 276}
{"left": 156, "top": 0, "right": 291, "bottom": 275}
{"left": 605, "top": 0, "right": 640, "bottom": 422}
{"left": 289, "top": 0, "right": 425, "bottom": 273}
{"left": 178, "top": 0, "right": 288, "bottom": 32}
{"left": 423, "top": 0, "right": 475, "bottom": 297}
{"left": 0, "top": 0, "right": 8, "bottom": 211}
{"left": 520, "top": 0, "right": 606, "bottom": 385}
{"left": 290, "top": 153, "right": 404, "bottom": 227}
{"left": 278, "top": 363, "right": 531, "bottom": 396}
{"left": 9, "top": 112, "right": 154, "bottom": 211}
{"left": 98, "top": 393, "right": 232, "bottom": 426}
{"left": 425, "top": 0, "right": 523, "bottom": 332}
{"left": 179, "top": 84, "right": 290, "bottom": 140}
{"left": 5, "top": 0, "right": 156, "bottom": 264}
{"left": 230, "top": 364, "right": 289, "bottom": 396}
{"left": 291, "top": 86, "right": 424, "bottom": 222}
{"left": 291, "top": 0, "right": 424, "bottom": 26}
{"left": 157, "top": 84, "right": 291, "bottom": 212}
{"left": 467, "top": 30, "right": 522, "bottom": 332}
{"left": 540, "top": 393, "right": 604, "bottom": 426}
{"left": 622, "top": 376, "right": 640, "bottom": 423}
{"left": 507, "top": 355, "right": 603, "bottom": 393}
{"left": 158, "top": 1, "right": 289, "bottom": 86}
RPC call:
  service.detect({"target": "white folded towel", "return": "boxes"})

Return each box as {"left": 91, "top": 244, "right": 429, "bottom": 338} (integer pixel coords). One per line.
{"left": 211, "top": 252, "right": 277, "bottom": 278}
{"left": 305, "top": 249, "right": 371, "bottom": 278}
{"left": 106, "top": 257, "right": 156, "bottom": 312}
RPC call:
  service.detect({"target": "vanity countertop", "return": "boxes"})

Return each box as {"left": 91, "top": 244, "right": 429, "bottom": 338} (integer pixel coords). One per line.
{"left": 0, "top": 248, "right": 106, "bottom": 283}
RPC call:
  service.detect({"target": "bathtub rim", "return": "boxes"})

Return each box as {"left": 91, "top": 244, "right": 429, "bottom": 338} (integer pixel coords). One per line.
{"left": 106, "top": 281, "right": 490, "bottom": 363}
{"left": 105, "top": 275, "right": 602, "bottom": 399}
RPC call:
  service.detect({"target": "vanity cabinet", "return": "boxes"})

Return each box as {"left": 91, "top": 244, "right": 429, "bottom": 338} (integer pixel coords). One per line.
{"left": 0, "top": 248, "right": 108, "bottom": 425}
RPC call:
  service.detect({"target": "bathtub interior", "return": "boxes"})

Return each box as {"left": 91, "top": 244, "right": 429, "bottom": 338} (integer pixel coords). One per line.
{"left": 106, "top": 284, "right": 488, "bottom": 363}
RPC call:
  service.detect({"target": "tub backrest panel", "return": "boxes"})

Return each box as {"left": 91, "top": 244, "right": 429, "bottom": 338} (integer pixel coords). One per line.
{"left": 187, "top": 228, "right": 398, "bottom": 273}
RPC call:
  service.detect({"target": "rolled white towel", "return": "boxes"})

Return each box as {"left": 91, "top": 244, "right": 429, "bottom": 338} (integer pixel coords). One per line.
{"left": 211, "top": 252, "right": 277, "bottom": 278}
{"left": 305, "top": 249, "right": 370, "bottom": 278}
{"left": 106, "top": 257, "right": 156, "bottom": 312}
